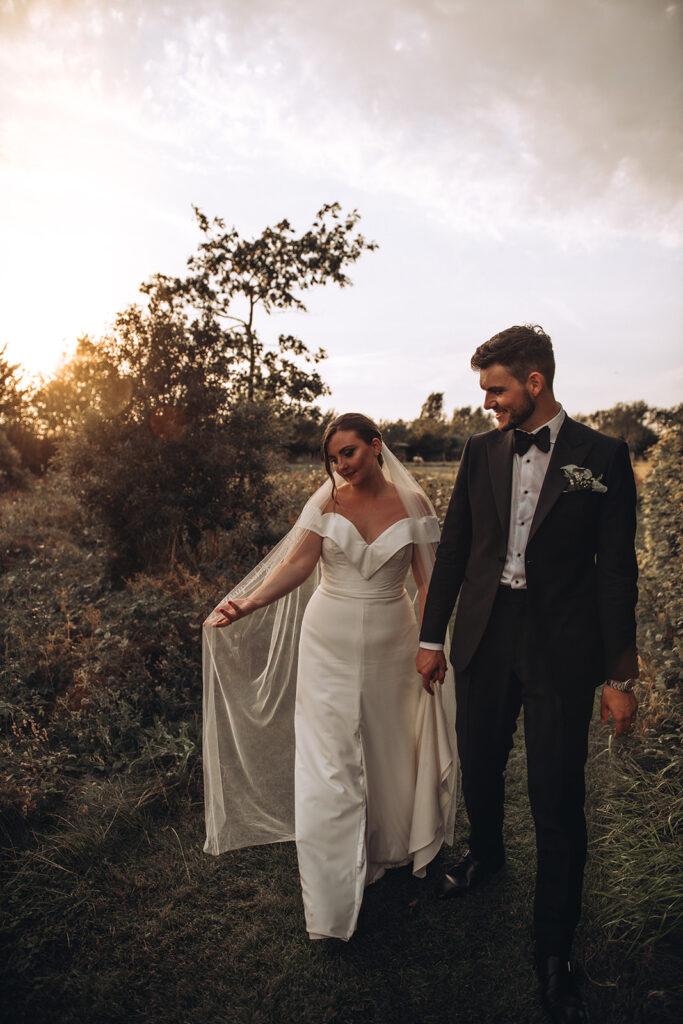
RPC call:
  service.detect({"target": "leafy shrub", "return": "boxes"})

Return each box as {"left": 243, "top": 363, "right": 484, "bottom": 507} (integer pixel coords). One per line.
{"left": 58, "top": 403, "right": 282, "bottom": 578}
{"left": 0, "top": 479, "right": 209, "bottom": 827}
{"left": 3, "top": 423, "right": 57, "bottom": 475}
{"left": 0, "top": 429, "right": 28, "bottom": 490}
{"left": 637, "top": 426, "right": 682, "bottom": 692}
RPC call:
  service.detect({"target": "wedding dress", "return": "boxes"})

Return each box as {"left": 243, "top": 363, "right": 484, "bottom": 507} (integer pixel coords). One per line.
{"left": 295, "top": 508, "right": 452, "bottom": 939}
{"left": 202, "top": 445, "right": 458, "bottom": 942}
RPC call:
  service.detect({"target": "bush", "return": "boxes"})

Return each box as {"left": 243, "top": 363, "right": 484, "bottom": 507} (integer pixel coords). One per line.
{"left": 3, "top": 423, "right": 57, "bottom": 475}
{"left": 0, "top": 479, "right": 208, "bottom": 828}
{"left": 0, "top": 574, "right": 226, "bottom": 827}
{"left": 58, "top": 403, "right": 282, "bottom": 579}
{"left": 0, "top": 429, "right": 28, "bottom": 490}
{"left": 637, "top": 426, "right": 683, "bottom": 692}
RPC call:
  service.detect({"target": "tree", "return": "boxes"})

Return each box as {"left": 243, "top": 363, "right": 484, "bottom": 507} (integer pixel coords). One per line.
{"left": 0, "top": 345, "right": 29, "bottom": 488}
{"left": 412, "top": 392, "right": 452, "bottom": 460}
{"left": 0, "top": 345, "right": 25, "bottom": 425}
{"left": 379, "top": 418, "right": 411, "bottom": 451}
{"left": 0, "top": 428, "right": 27, "bottom": 489}
{"left": 30, "top": 336, "right": 126, "bottom": 437}
{"left": 380, "top": 398, "right": 493, "bottom": 462}
{"left": 419, "top": 392, "right": 445, "bottom": 421}
{"left": 59, "top": 204, "right": 376, "bottom": 576}
{"left": 650, "top": 403, "right": 683, "bottom": 431}
{"left": 141, "top": 202, "right": 377, "bottom": 406}
{"left": 450, "top": 405, "right": 493, "bottom": 437}
{"left": 577, "top": 401, "right": 659, "bottom": 457}
{"left": 449, "top": 405, "right": 494, "bottom": 457}
{"left": 278, "top": 404, "right": 329, "bottom": 459}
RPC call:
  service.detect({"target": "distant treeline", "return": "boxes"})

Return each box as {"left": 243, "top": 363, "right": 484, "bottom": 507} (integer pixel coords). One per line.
{"left": 379, "top": 394, "right": 681, "bottom": 463}
{"left": 1, "top": 338, "right": 679, "bottom": 474}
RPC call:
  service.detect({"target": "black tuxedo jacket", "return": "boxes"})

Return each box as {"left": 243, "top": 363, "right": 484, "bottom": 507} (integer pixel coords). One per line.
{"left": 420, "top": 416, "right": 639, "bottom": 689}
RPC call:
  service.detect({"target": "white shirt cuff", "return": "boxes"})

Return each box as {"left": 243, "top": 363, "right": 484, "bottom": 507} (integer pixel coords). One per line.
{"left": 419, "top": 641, "right": 444, "bottom": 651}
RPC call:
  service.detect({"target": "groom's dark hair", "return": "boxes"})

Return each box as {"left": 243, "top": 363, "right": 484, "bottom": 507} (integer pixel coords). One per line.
{"left": 471, "top": 324, "right": 555, "bottom": 391}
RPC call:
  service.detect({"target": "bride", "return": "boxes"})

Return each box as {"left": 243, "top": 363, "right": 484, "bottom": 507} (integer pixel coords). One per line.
{"left": 203, "top": 413, "right": 458, "bottom": 941}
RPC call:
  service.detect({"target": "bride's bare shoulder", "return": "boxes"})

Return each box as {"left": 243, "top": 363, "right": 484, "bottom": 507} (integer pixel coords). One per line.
{"left": 383, "top": 481, "right": 405, "bottom": 507}
{"left": 384, "top": 481, "right": 432, "bottom": 517}
{"left": 412, "top": 490, "right": 434, "bottom": 516}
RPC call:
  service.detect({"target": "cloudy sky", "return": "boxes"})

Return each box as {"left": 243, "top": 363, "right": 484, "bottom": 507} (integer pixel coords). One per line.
{"left": 1, "top": 0, "right": 681, "bottom": 419}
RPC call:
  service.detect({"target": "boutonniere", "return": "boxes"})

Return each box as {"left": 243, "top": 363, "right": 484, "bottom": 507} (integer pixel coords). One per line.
{"left": 561, "top": 464, "right": 607, "bottom": 493}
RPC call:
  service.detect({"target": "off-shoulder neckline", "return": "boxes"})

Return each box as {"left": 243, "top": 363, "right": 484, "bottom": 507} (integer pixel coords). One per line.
{"left": 320, "top": 511, "right": 410, "bottom": 547}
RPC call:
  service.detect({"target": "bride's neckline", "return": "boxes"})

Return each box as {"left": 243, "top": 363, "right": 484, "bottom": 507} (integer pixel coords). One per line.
{"left": 321, "top": 511, "right": 410, "bottom": 547}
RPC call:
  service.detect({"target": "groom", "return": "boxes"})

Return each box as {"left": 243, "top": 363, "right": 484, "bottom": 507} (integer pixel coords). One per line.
{"left": 416, "top": 324, "right": 638, "bottom": 1024}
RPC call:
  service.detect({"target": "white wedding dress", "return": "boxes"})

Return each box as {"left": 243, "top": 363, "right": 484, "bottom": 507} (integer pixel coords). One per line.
{"left": 294, "top": 508, "right": 454, "bottom": 940}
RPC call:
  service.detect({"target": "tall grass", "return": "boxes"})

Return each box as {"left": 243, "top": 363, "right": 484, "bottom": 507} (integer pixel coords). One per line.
{"left": 1, "top": 460, "right": 681, "bottom": 1023}
{"left": 588, "top": 681, "right": 682, "bottom": 955}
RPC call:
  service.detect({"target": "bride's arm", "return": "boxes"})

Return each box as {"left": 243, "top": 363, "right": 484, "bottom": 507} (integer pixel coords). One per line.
{"left": 214, "top": 530, "right": 323, "bottom": 626}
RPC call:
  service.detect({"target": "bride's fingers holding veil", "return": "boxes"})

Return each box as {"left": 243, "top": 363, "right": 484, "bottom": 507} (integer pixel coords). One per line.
{"left": 214, "top": 599, "right": 245, "bottom": 627}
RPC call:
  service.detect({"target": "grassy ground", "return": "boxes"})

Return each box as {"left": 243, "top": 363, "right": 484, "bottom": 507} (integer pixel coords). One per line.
{"left": 1, "top": 461, "right": 681, "bottom": 1023}
{"left": 2, "top": 702, "right": 679, "bottom": 1024}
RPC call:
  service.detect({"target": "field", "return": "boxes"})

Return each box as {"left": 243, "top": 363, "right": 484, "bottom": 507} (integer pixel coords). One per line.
{"left": 1, "top": 458, "right": 681, "bottom": 1024}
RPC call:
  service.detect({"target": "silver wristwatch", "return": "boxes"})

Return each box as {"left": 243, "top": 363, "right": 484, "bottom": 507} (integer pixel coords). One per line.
{"left": 606, "top": 678, "right": 635, "bottom": 693}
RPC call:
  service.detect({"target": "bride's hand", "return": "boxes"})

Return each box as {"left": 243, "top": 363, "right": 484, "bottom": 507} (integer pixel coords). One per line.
{"left": 213, "top": 598, "right": 256, "bottom": 627}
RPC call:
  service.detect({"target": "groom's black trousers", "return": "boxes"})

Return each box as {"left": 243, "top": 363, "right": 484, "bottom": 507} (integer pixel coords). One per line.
{"left": 454, "top": 585, "right": 595, "bottom": 957}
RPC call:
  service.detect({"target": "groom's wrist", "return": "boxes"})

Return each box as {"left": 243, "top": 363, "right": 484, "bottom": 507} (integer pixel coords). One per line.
{"left": 419, "top": 641, "right": 444, "bottom": 651}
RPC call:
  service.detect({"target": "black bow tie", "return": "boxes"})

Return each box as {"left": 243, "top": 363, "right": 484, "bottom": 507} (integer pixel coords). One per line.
{"left": 513, "top": 425, "right": 551, "bottom": 456}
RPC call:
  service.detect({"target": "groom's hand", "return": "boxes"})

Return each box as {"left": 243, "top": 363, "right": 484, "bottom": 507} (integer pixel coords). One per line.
{"left": 600, "top": 685, "right": 638, "bottom": 737}
{"left": 416, "top": 649, "right": 447, "bottom": 695}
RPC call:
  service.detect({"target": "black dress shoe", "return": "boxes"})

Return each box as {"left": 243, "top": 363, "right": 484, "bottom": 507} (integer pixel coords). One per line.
{"left": 536, "top": 955, "right": 590, "bottom": 1024}
{"left": 437, "top": 850, "right": 505, "bottom": 899}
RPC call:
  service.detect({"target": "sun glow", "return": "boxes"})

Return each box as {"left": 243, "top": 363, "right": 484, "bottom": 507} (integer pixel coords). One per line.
{"left": 0, "top": 0, "right": 681, "bottom": 415}
{"left": 0, "top": 19, "right": 192, "bottom": 383}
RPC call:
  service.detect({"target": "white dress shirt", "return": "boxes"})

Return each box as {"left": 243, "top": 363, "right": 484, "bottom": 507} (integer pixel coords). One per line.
{"left": 420, "top": 406, "right": 566, "bottom": 651}
{"left": 500, "top": 405, "right": 565, "bottom": 588}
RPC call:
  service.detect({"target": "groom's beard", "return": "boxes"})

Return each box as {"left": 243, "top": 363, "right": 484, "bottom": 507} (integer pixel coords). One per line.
{"left": 501, "top": 392, "right": 536, "bottom": 431}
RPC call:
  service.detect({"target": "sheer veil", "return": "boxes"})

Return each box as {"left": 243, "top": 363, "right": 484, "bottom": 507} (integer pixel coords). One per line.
{"left": 202, "top": 444, "right": 459, "bottom": 864}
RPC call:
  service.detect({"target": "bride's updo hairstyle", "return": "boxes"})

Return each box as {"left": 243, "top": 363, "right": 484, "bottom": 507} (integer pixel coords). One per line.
{"left": 322, "top": 413, "right": 384, "bottom": 500}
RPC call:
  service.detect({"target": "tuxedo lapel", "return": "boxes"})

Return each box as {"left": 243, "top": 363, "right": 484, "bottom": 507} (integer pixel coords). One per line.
{"left": 486, "top": 429, "right": 514, "bottom": 535}
{"left": 528, "top": 417, "right": 594, "bottom": 542}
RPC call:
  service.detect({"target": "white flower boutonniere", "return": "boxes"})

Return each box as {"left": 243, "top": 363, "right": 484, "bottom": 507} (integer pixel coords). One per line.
{"left": 561, "top": 464, "right": 608, "bottom": 493}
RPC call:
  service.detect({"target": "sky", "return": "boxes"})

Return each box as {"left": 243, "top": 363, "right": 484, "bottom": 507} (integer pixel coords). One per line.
{"left": 1, "top": 0, "right": 681, "bottom": 420}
